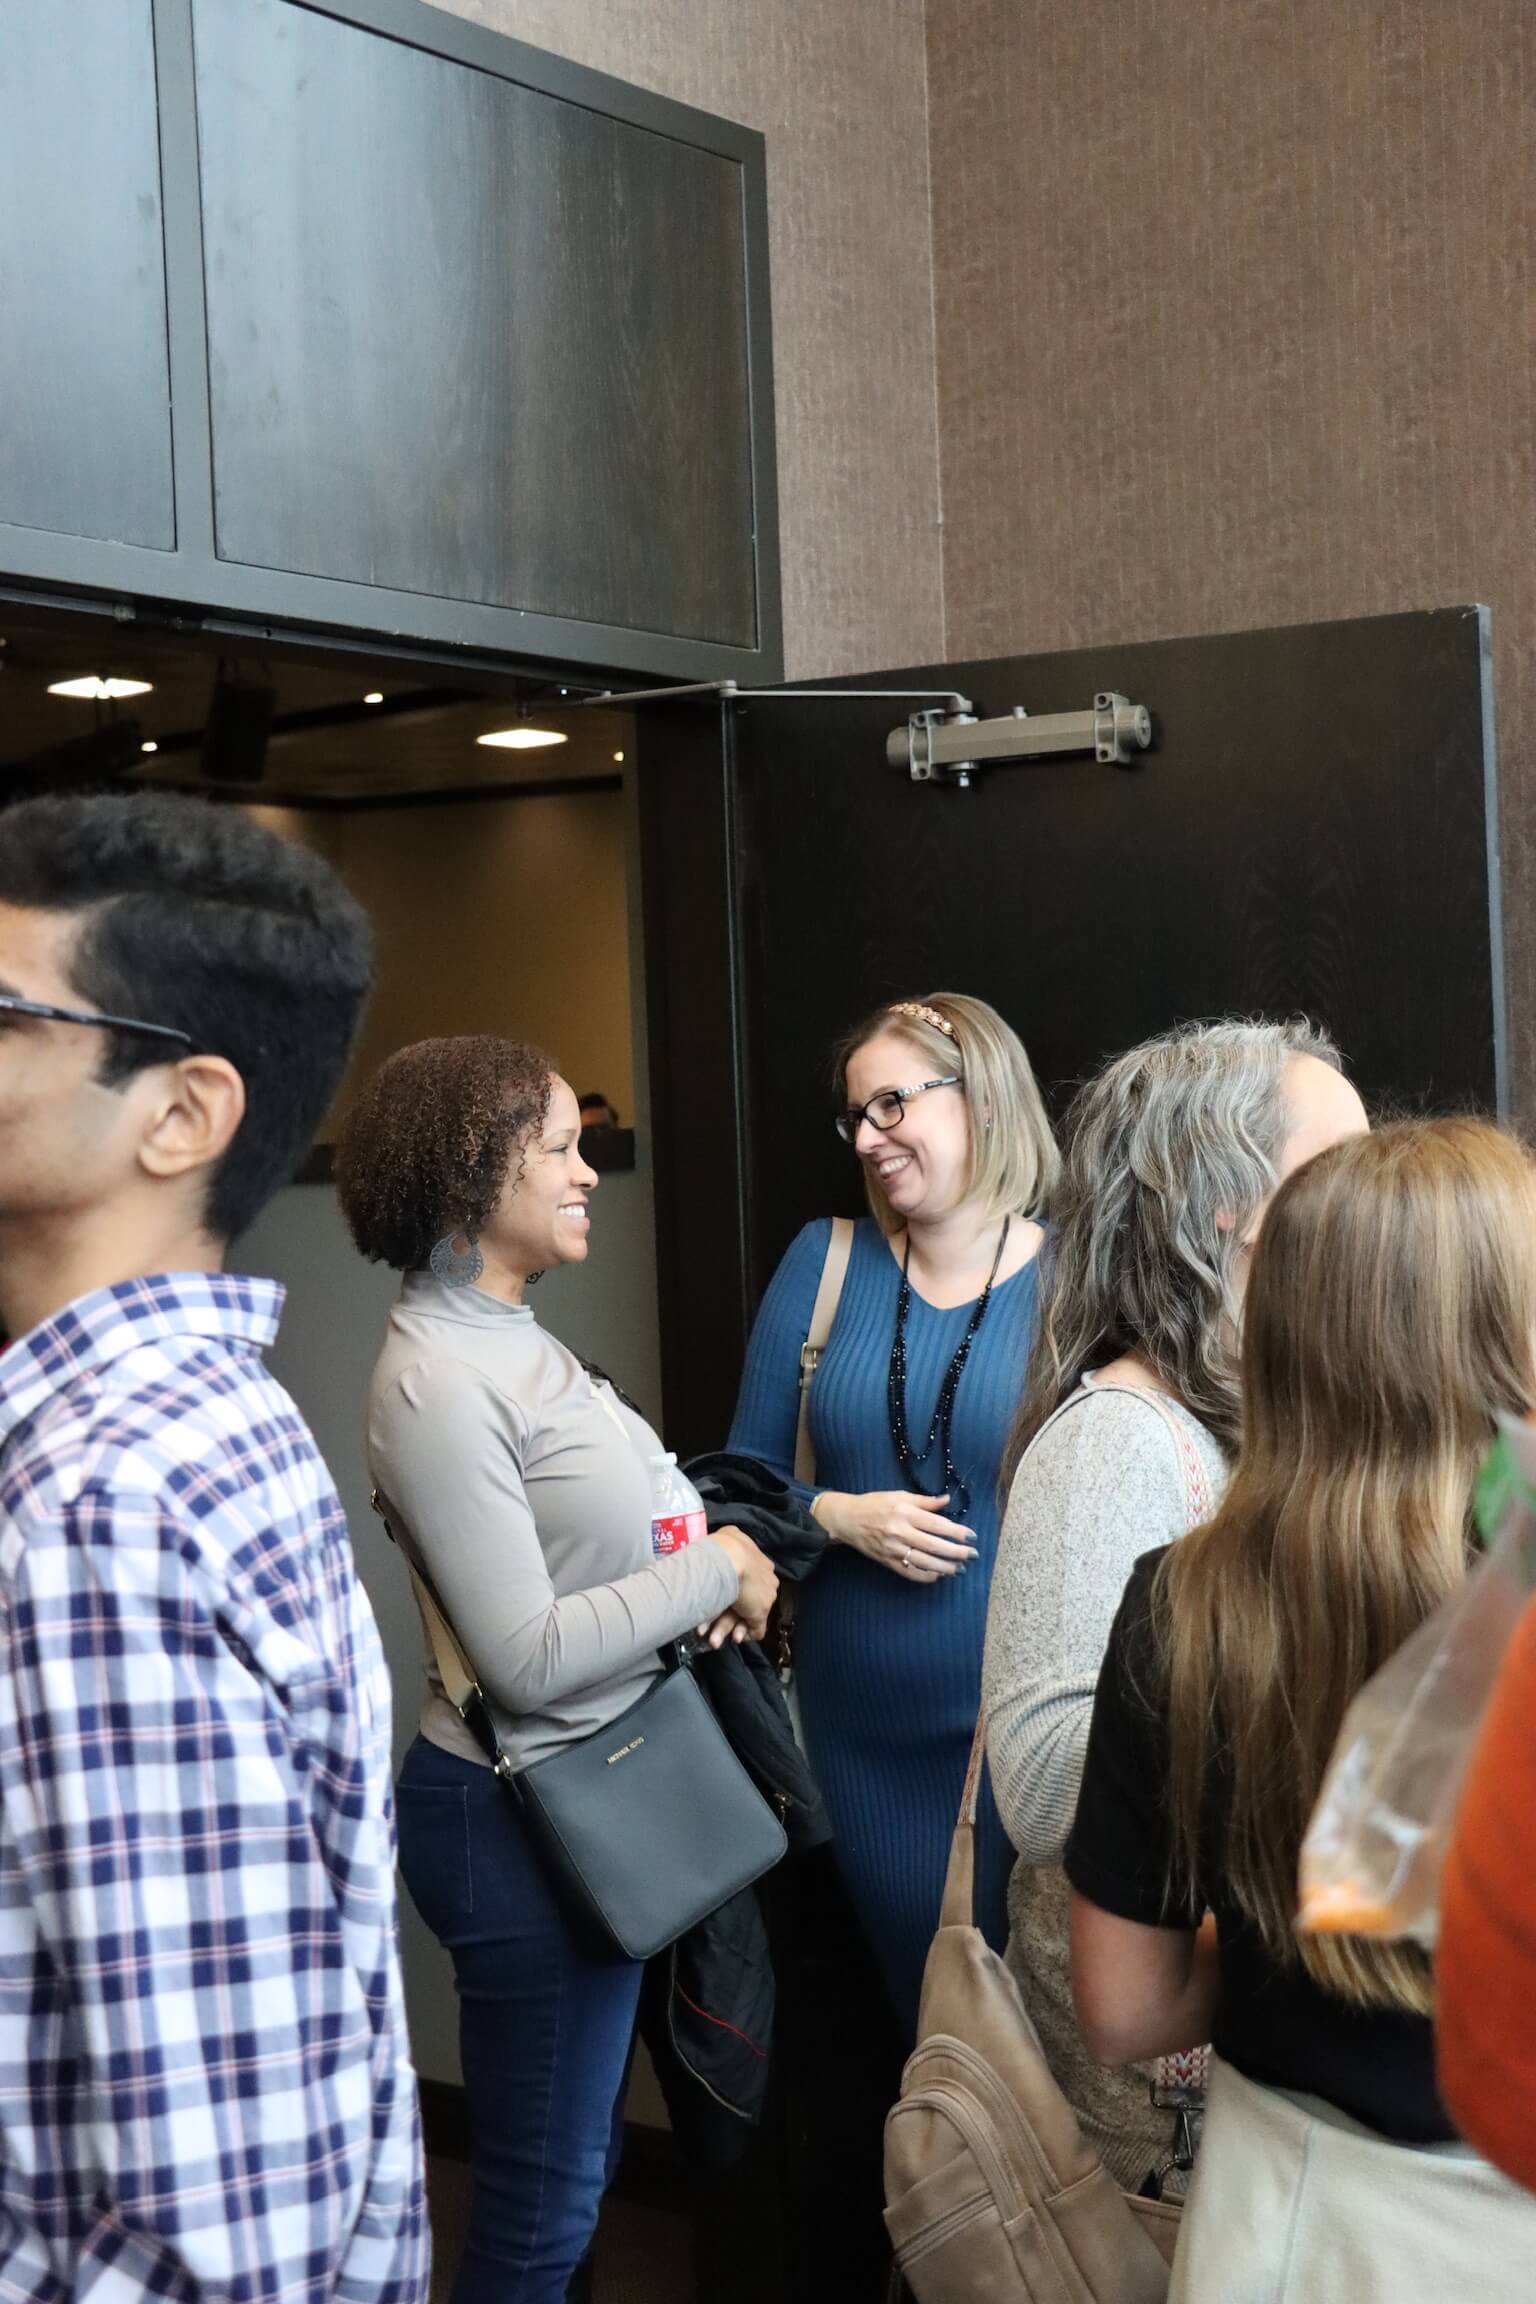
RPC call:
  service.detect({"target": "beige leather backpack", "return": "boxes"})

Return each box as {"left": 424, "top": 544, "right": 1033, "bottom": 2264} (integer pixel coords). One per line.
{"left": 883, "top": 1720, "right": 1180, "bottom": 2302}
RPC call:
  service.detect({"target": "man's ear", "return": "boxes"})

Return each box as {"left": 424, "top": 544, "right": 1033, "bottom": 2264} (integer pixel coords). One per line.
{"left": 136, "top": 1056, "right": 246, "bottom": 1187}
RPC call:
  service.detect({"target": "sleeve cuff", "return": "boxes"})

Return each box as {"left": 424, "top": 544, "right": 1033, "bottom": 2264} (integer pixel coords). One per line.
{"left": 1063, "top": 1837, "right": 1181, "bottom": 1930}
{"left": 681, "top": 1533, "right": 741, "bottom": 1621}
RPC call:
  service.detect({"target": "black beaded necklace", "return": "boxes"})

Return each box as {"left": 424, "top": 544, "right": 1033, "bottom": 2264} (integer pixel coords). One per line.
{"left": 887, "top": 1216, "right": 1011, "bottom": 1517}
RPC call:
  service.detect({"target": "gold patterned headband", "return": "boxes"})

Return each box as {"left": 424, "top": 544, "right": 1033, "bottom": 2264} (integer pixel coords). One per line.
{"left": 888, "top": 1001, "right": 956, "bottom": 1039}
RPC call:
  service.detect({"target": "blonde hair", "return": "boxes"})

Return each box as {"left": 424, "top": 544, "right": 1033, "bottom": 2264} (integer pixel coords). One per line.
{"left": 1155, "top": 1119, "right": 1536, "bottom": 2013}
{"left": 1005, "top": 1017, "right": 1339, "bottom": 1479}
{"left": 835, "top": 991, "right": 1059, "bottom": 1236}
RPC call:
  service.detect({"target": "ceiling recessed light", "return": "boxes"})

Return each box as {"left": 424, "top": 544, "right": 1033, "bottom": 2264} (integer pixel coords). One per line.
{"left": 140, "top": 740, "right": 158, "bottom": 755}
{"left": 363, "top": 691, "right": 384, "bottom": 705}
{"left": 476, "top": 727, "right": 569, "bottom": 751}
{"left": 48, "top": 675, "right": 153, "bottom": 700}
{"left": 613, "top": 750, "right": 625, "bottom": 763}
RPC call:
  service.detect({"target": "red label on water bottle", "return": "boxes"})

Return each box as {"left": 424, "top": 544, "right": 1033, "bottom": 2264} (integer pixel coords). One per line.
{"left": 652, "top": 1507, "right": 707, "bottom": 1556}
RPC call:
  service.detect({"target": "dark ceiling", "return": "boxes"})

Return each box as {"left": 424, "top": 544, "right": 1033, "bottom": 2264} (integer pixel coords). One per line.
{"left": 0, "top": 610, "right": 632, "bottom": 805}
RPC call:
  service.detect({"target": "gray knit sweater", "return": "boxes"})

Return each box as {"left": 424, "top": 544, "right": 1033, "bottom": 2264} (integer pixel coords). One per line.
{"left": 982, "top": 1379, "right": 1229, "bottom": 2188}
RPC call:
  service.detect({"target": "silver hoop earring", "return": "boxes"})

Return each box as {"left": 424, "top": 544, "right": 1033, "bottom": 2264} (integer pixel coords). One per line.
{"left": 429, "top": 1230, "right": 484, "bottom": 1288}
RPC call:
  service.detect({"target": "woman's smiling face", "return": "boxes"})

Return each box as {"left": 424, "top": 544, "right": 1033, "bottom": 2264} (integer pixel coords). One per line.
{"left": 843, "top": 1028, "right": 972, "bottom": 1224}
{"left": 484, "top": 1076, "right": 599, "bottom": 1280}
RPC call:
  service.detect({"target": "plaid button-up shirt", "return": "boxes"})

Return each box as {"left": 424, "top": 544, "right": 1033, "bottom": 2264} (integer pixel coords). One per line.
{"left": 0, "top": 1273, "right": 428, "bottom": 2302}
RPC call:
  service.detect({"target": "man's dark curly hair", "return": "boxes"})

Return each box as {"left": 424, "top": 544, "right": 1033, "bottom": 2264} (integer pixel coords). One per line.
{"left": 335, "top": 1036, "right": 554, "bottom": 1272}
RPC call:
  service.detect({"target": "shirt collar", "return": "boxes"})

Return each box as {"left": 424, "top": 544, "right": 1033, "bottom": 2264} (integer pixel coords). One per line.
{"left": 398, "top": 1270, "right": 535, "bottom": 1326}
{"left": 0, "top": 1271, "right": 285, "bottom": 1444}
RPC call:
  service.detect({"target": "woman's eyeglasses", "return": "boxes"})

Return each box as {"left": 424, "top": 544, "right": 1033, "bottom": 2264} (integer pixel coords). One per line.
{"left": 836, "top": 1075, "right": 962, "bottom": 1143}
{"left": 0, "top": 991, "right": 195, "bottom": 1051}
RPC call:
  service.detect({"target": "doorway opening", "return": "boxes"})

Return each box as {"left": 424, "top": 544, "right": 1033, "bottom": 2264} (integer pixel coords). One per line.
{"left": 0, "top": 601, "right": 643, "bottom": 1175}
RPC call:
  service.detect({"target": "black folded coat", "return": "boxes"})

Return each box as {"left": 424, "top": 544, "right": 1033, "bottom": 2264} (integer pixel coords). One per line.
{"left": 636, "top": 1451, "right": 831, "bottom": 2166}
{"left": 687, "top": 1449, "right": 830, "bottom": 1852}
{"left": 686, "top": 1449, "right": 829, "bottom": 1585}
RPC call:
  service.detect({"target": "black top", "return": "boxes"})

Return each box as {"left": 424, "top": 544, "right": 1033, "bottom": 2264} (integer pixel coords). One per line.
{"left": 1064, "top": 1550, "right": 1452, "bottom": 2145}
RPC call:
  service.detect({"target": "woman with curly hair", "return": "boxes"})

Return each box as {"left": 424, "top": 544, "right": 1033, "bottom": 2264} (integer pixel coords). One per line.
{"left": 335, "top": 1037, "right": 778, "bottom": 2304}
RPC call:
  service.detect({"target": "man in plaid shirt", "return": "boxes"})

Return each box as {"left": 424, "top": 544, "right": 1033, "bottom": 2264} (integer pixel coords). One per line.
{"left": 0, "top": 793, "right": 428, "bottom": 2300}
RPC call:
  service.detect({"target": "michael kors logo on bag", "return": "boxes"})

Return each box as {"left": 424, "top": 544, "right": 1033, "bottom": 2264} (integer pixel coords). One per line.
{"left": 606, "top": 1735, "right": 646, "bottom": 1765}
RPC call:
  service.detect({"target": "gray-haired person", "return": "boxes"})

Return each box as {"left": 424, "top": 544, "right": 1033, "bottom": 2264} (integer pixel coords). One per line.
{"left": 981, "top": 1018, "right": 1366, "bottom": 2192}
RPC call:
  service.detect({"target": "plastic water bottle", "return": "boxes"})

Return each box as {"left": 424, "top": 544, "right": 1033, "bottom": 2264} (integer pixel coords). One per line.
{"left": 650, "top": 1452, "right": 707, "bottom": 1555}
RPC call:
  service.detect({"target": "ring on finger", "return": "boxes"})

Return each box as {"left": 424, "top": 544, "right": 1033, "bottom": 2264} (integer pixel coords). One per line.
{"left": 900, "top": 1546, "right": 911, "bottom": 1568}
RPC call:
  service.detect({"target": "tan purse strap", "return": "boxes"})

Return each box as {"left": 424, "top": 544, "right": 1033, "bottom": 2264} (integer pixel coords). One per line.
{"left": 939, "top": 1713, "right": 988, "bottom": 1928}
{"left": 793, "top": 1215, "right": 855, "bottom": 1486}
{"left": 371, "top": 1488, "right": 482, "bottom": 1719}
{"left": 408, "top": 1559, "right": 480, "bottom": 1713}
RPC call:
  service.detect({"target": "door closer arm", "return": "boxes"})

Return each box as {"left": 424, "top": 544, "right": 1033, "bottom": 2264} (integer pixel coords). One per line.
{"left": 889, "top": 693, "right": 1151, "bottom": 788}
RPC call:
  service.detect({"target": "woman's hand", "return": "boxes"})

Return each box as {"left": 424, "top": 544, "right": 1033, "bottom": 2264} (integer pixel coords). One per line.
{"left": 812, "top": 1490, "right": 978, "bottom": 1582}
{"left": 707, "top": 1524, "right": 779, "bottom": 1639}
{"left": 696, "top": 1608, "right": 755, "bottom": 1651}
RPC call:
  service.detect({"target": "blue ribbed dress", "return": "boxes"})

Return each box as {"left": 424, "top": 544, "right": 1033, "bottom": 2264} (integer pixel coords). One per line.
{"left": 728, "top": 1215, "right": 1041, "bottom": 2037}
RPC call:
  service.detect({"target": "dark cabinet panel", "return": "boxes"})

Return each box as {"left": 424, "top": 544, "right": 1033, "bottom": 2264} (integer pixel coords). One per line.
{"left": 0, "top": 0, "right": 173, "bottom": 549}
{"left": 192, "top": 0, "right": 757, "bottom": 647}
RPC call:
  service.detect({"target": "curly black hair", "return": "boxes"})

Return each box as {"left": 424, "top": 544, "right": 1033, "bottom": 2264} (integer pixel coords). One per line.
{"left": 334, "top": 1036, "right": 554, "bottom": 1272}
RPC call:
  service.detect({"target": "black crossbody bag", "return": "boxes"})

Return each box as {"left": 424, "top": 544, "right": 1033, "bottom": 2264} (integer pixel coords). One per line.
{"left": 374, "top": 1493, "right": 787, "bottom": 1962}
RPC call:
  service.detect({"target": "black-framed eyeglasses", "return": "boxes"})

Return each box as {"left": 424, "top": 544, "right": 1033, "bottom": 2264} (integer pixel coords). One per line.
{"left": 0, "top": 991, "right": 196, "bottom": 1052}
{"left": 835, "top": 1075, "right": 962, "bottom": 1143}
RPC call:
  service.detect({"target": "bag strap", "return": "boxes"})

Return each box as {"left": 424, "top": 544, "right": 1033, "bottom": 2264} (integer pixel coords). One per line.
{"left": 794, "top": 1216, "right": 855, "bottom": 1486}
{"left": 1123, "top": 1384, "right": 1217, "bottom": 1533}
{"left": 1058, "top": 1375, "right": 1215, "bottom": 1535}
{"left": 370, "top": 1489, "right": 513, "bottom": 1779}
{"left": 939, "top": 1713, "right": 989, "bottom": 1929}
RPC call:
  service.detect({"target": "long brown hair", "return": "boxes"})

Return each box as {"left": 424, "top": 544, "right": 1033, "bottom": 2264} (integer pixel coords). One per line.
{"left": 1155, "top": 1120, "right": 1536, "bottom": 2012}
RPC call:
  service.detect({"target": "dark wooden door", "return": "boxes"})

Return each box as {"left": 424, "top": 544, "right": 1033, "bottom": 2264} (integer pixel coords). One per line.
{"left": 640, "top": 605, "right": 1502, "bottom": 1451}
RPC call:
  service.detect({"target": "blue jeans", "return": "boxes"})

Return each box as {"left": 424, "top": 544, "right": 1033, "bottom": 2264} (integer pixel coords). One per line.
{"left": 396, "top": 1736, "right": 643, "bottom": 2304}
